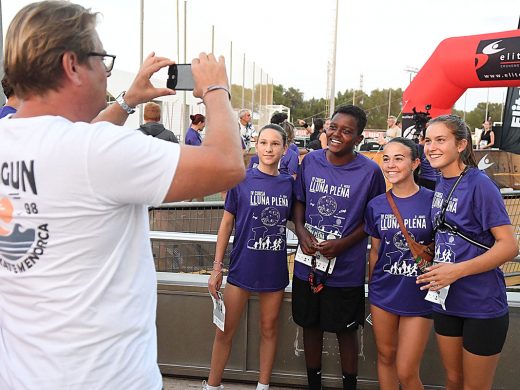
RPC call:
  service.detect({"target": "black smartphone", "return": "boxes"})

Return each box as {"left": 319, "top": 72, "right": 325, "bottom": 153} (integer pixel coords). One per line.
{"left": 167, "top": 64, "right": 195, "bottom": 90}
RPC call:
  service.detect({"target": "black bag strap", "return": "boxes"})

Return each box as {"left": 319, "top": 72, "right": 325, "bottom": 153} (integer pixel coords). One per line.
{"left": 437, "top": 166, "right": 469, "bottom": 226}
{"left": 435, "top": 167, "right": 491, "bottom": 251}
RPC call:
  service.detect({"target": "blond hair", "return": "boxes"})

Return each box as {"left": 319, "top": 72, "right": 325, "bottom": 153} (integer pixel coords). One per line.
{"left": 4, "top": 1, "right": 98, "bottom": 99}
{"left": 144, "top": 102, "right": 161, "bottom": 122}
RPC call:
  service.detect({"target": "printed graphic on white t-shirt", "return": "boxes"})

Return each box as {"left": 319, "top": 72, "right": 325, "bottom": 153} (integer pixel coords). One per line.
{"left": 0, "top": 161, "right": 50, "bottom": 274}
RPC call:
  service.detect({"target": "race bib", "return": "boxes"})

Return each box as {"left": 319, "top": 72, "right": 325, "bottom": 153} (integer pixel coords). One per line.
{"left": 294, "top": 223, "right": 340, "bottom": 274}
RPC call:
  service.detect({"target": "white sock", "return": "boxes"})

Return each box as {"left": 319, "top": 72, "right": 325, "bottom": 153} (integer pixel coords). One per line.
{"left": 256, "top": 383, "right": 269, "bottom": 390}
{"left": 204, "top": 382, "right": 222, "bottom": 390}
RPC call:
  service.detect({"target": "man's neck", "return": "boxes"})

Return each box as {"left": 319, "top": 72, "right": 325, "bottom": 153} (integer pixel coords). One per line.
{"left": 240, "top": 119, "right": 248, "bottom": 126}
{"left": 5, "top": 96, "right": 21, "bottom": 110}
{"left": 13, "top": 89, "right": 100, "bottom": 122}
{"left": 326, "top": 149, "right": 356, "bottom": 166}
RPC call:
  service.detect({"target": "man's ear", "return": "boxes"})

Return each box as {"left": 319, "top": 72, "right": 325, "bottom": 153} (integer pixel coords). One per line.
{"left": 61, "top": 51, "right": 83, "bottom": 86}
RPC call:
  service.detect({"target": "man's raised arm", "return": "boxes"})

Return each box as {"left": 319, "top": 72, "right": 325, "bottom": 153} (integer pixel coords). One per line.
{"left": 164, "top": 53, "right": 245, "bottom": 202}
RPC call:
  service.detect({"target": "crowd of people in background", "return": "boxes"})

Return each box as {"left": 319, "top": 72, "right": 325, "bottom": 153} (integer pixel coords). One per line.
{"left": 0, "top": 2, "right": 517, "bottom": 390}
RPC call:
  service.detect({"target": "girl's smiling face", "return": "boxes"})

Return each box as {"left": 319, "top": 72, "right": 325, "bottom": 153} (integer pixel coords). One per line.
{"left": 382, "top": 141, "right": 419, "bottom": 186}
{"left": 424, "top": 122, "right": 467, "bottom": 176}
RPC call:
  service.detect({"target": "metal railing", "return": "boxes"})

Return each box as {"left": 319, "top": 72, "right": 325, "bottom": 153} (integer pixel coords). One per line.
{"left": 149, "top": 193, "right": 520, "bottom": 288}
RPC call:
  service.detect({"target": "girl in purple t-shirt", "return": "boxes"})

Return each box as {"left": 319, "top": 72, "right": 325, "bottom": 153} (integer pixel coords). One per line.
{"left": 365, "top": 138, "right": 433, "bottom": 389}
{"left": 205, "top": 124, "right": 293, "bottom": 390}
{"left": 417, "top": 115, "right": 518, "bottom": 390}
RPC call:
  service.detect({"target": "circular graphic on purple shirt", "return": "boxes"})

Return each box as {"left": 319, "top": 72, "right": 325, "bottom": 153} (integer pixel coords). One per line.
{"left": 317, "top": 195, "right": 337, "bottom": 216}
{"left": 392, "top": 230, "right": 416, "bottom": 251}
{"left": 261, "top": 207, "right": 281, "bottom": 226}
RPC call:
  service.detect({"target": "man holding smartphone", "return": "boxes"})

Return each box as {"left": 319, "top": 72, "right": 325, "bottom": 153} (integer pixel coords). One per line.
{"left": 0, "top": 2, "right": 244, "bottom": 390}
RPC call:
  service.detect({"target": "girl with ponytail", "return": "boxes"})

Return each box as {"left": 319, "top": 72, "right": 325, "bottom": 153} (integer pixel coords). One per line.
{"left": 417, "top": 115, "right": 517, "bottom": 390}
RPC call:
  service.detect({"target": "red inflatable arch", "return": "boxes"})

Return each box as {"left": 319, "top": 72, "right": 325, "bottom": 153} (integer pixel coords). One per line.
{"left": 403, "top": 29, "right": 520, "bottom": 119}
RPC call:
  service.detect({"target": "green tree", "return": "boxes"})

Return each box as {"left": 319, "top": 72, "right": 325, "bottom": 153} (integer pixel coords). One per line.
{"left": 273, "top": 81, "right": 504, "bottom": 134}
{"left": 456, "top": 102, "right": 503, "bottom": 131}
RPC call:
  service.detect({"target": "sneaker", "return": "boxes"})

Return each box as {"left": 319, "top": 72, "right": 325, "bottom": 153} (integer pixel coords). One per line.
{"left": 202, "top": 380, "right": 224, "bottom": 389}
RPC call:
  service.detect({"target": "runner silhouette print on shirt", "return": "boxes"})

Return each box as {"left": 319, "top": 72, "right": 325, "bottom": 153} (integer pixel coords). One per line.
{"left": 247, "top": 192, "right": 288, "bottom": 251}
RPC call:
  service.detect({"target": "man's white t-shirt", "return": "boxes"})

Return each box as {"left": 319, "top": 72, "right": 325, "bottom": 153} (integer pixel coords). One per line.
{"left": 386, "top": 126, "right": 402, "bottom": 139}
{"left": 0, "top": 116, "right": 179, "bottom": 389}
{"left": 239, "top": 121, "right": 256, "bottom": 151}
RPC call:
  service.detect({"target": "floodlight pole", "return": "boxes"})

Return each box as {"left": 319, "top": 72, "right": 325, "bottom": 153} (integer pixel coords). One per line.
{"left": 328, "top": 0, "right": 339, "bottom": 116}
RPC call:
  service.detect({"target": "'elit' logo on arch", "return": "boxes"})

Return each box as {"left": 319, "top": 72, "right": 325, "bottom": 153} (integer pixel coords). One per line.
{"left": 475, "top": 37, "right": 520, "bottom": 81}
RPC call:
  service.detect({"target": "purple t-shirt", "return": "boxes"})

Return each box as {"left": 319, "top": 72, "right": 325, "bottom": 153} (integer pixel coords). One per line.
{"left": 418, "top": 144, "right": 439, "bottom": 182}
{"left": 283, "top": 148, "right": 299, "bottom": 176}
{"left": 288, "top": 143, "right": 299, "bottom": 155}
{"left": 225, "top": 168, "right": 293, "bottom": 292}
{"left": 0, "top": 105, "right": 16, "bottom": 119}
{"left": 365, "top": 188, "right": 434, "bottom": 316}
{"left": 431, "top": 168, "right": 511, "bottom": 318}
{"left": 185, "top": 127, "right": 202, "bottom": 146}
{"left": 248, "top": 149, "right": 299, "bottom": 176}
{"left": 294, "top": 150, "right": 386, "bottom": 287}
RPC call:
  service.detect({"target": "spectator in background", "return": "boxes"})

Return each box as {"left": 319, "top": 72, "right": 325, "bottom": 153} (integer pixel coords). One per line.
{"left": 299, "top": 118, "right": 317, "bottom": 142}
{"left": 379, "top": 116, "right": 402, "bottom": 146}
{"left": 185, "top": 113, "right": 206, "bottom": 146}
{"left": 280, "top": 121, "right": 300, "bottom": 178}
{"left": 238, "top": 108, "right": 256, "bottom": 151}
{"left": 318, "top": 123, "right": 328, "bottom": 149}
{"left": 477, "top": 120, "right": 495, "bottom": 149}
{"left": 270, "top": 111, "right": 298, "bottom": 157}
{"left": 324, "top": 118, "right": 331, "bottom": 132}
{"left": 304, "top": 118, "right": 324, "bottom": 151}
{"left": 386, "top": 116, "right": 401, "bottom": 139}
{"left": 139, "top": 102, "right": 178, "bottom": 143}
{"left": 270, "top": 111, "right": 288, "bottom": 125}
{"left": 280, "top": 119, "right": 300, "bottom": 156}
{"left": 0, "top": 75, "right": 20, "bottom": 118}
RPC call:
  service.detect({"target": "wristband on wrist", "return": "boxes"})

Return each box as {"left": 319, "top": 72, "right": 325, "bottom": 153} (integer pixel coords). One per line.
{"left": 115, "top": 91, "right": 136, "bottom": 114}
{"left": 202, "top": 85, "right": 231, "bottom": 101}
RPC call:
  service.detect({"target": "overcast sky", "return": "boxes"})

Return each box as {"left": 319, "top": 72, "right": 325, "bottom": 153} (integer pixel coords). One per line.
{"left": 3, "top": 0, "right": 519, "bottom": 110}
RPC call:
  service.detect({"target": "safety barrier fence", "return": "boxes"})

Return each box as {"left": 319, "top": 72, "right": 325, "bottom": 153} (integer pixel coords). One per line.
{"left": 149, "top": 192, "right": 520, "bottom": 289}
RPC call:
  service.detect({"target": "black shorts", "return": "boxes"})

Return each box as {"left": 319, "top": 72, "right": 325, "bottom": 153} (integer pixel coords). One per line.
{"left": 291, "top": 276, "right": 365, "bottom": 333}
{"left": 433, "top": 311, "right": 509, "bottom": 356}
